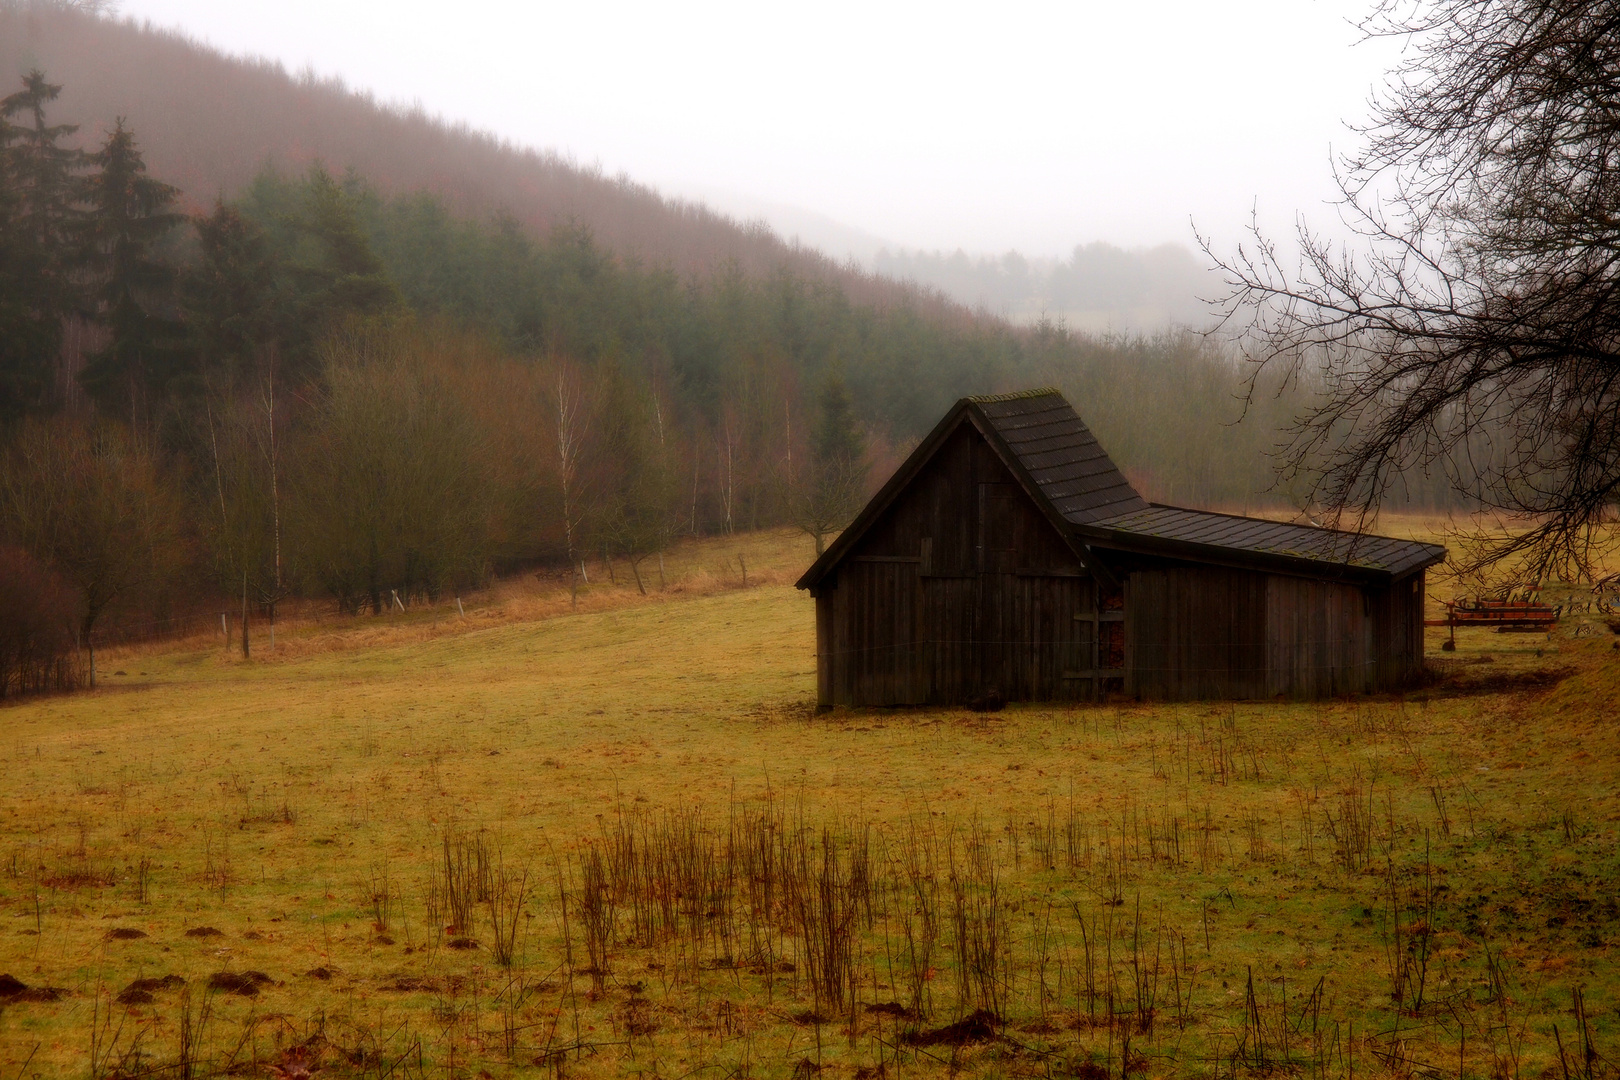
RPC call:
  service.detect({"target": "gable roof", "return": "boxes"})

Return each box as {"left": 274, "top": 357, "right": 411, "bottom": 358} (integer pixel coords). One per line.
{"left": 971, "top": 390, "right": 1149, "bottom": 523}
{"left": 795, "top": 388, "right": 1446, "bottom": 590}
{"left": 796, "top": 389, "right": 1106, "bottom": 590}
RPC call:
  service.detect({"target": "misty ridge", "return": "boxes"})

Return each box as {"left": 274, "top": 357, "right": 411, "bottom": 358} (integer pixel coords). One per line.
{"left": 696, "top": 192, "right": 1213, "bottom": 333}
{"left": 2, "top": 1, "right": 1616, "bottom": 1075}
{"left": 0, "top": 0, "right": 939, "bottom": 299}
{"left": 871, "top": 243, "right": 1213, "bottom": 332}
{"left": 5, "top": 2, "right": 1210, "bottom": 337}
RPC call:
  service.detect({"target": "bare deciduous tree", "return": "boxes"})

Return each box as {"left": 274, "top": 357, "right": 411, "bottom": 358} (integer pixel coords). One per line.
{"left": 548, "top": 358, "right": 596, "bottom": 605}
{"left": 201, "top": 357, "right": 292, "bottom": 655}
{"left": 0, "top": 417, "right": 182, "bottom": 683}
{"left": 0, "top": 545, "right": 78, "bottom": 697}
{"left": 1207, "top": 0, "right": 1620, "bottom": 583}
{"left": 293, "top": 319, "right": 492, "bottom": 614}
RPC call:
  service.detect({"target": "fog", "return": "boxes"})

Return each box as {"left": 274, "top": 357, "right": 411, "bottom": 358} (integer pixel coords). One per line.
{"left": 111, "top": 0, "right": 1401, "bottom": 266}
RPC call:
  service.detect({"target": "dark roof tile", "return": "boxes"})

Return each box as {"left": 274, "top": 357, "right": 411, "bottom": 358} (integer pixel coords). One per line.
{"left": 971, "top": 390, "right": 1150, "bottom": 523}
{"left": 1082, "top": 505, "right": 1445, "bottom": 578}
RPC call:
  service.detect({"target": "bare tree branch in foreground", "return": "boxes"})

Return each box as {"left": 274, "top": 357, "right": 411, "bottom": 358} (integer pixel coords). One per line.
{"left": 1206, "top": 0, "right": 1620, "bottom": 584}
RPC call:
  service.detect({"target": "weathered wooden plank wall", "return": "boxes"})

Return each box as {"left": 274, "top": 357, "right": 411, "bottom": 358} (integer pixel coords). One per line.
{"left": 1125, "top": 567, "right": 1268, "bottom": 700}
{"left": 1264, "top": 576, "right": 1372, "bottom": 697}
{"left": 813, "top": 416, "right": 1429, "bottom": 708}
{"left": 1368, "top": 570, "right": 1425, "bottom": 688}
{"left": 815, "top": 422, "right": 1094, "bottom": 707}
{"left": 1123, "top": 566, "right": 1426, "bottom": 701}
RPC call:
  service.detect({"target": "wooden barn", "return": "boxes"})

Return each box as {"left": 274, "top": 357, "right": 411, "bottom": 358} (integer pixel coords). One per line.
{"left": 796, "top": 388, "right": 1446, "bottom": 707}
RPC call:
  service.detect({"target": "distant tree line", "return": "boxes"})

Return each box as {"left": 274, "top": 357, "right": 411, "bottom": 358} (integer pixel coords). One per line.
{"left": 872, "top": 242, "right": 1212, "bottom": 329}
{"left": 0, "top": 71, "right": 1424, "bottom": 694}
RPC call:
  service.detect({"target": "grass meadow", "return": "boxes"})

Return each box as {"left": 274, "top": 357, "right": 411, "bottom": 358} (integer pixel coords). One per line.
{"left": 2, "top": 527, "right": 1618, "bottom": 1080}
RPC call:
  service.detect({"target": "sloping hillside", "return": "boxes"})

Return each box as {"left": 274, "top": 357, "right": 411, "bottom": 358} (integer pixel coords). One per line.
{"left": 0, "top": 4, "right": 937, "bottom": 306}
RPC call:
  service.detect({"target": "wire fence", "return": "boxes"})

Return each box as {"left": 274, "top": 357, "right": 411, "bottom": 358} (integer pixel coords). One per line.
{"left": 86, "top": 598, "right": 360, "bottom": 650}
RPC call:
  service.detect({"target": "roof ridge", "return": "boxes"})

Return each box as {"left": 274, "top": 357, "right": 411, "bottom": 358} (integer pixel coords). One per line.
{"left": 966, "top": 387, "right": 1062, "bottom": 403}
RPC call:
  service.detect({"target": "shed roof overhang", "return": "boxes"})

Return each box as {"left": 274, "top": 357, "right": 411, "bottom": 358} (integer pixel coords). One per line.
{"left": 1071, "top": 506, "right": 1448, "bottom": 586}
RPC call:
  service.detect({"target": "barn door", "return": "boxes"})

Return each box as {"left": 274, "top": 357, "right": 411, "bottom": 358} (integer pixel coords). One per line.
{"left": 1007, "top": 571, "right": 1094, "bottom": 700}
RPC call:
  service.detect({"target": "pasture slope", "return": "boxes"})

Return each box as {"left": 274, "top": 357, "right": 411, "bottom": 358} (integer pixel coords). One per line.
{"left": 1, "top": 527, "right": 1617, "bottom": 1080}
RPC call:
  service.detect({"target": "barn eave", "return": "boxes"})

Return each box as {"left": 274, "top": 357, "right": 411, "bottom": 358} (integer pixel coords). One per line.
{"left": 1071, "top": 506, "right": 1447, "bottom": 585}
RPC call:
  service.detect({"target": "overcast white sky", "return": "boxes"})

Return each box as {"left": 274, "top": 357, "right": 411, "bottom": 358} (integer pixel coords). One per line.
{"left": 113, "top": 0, "right": 1403, "bottom": 259}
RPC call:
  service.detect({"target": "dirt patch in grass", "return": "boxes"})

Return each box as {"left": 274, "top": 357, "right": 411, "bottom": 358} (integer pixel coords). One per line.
{"left": 206, "top": 971, "right": 274, "bottom": 996}
{"left": 1419, "top": 663, "right": 1577, "bottom": 697}
{"left": 41, "top": 867, "right": 116, "bottom": 889}
{"left": 865, "top": 1002, "right": 922, "bottom": 1022}
{"left": 104, "top": 927, "right": 147, "bottom": 940}
{"left": 901, "top": 1010, "right": 1001, "bottom": 1046}
{"left": 270, "top": 1037, "right": 332, "bottom": 1079}
{"left": 0, "top": 974, "right": 65, "bottom": 1002}
{"left": 184, "top": 925, "right": 225, "bottom": 938}
{"left": 116, "top": 975, "right": 184, "bottom": 1005}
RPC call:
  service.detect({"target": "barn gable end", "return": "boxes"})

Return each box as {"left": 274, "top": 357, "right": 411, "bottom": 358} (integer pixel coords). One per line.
{"left": 799, "top": 389, "right": 1446, "bottom": 707}
{"left": 815, "top": 416, "right": 1114, "bottom": 707}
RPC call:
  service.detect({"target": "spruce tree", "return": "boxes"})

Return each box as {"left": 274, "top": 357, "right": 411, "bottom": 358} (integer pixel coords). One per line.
{"left": 0, "top": 71, "right": 86, "bottom": 422}
{"left": 187, "top": 199, "right": 277, "bottom": 389}
{"left": 813, "top": 372, "right": 866, "bottom": 482}
{"left": 236, "top": 166, "right": 397, "bottom": 378}
{"left": 302, "top": 166, "right": 397, "bottom": 323}
{"left": 595, "top": 364, "right": 677, "bottom": 592}
{"left": 79, "top": 118, "right": 186, "bottom": 421}
{"left": 790, "top": 370, "right": 869, "bottom": 554}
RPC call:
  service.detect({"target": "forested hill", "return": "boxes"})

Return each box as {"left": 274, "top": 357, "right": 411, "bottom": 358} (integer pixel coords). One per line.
{"left": 0, "top": 5, "right": 1468, "bottom": 685}
{"left": 0, "top": 2, "right": 1301, "bottom": 452}
{"left": 0, "top": 3, "right": 922, "bottom": 296}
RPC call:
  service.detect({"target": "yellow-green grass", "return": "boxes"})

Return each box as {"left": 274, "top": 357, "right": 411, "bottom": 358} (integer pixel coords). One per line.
{"left": 2, "top": 528, "right": 1617, "bottom": 1079}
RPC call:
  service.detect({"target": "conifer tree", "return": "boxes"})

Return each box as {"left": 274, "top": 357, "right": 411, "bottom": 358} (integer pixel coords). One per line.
{"left": 302, "top": 166, "right": 397, "bottom": 324}
{"left": 790, "top": 370, "right": 869, "bottom": 554}
{"left": 187, "top": 199, "right": 277, "bottom": 388}
{"left": 595, "top": 364, "right": 678, "bottom": 592}
{"left": 78, "top": 118, "right": 186, "bottom": 422}
{"left": 814, "top": 372, "right": 866, "bottom": 485}
{"left": 0, "top": 71, "right": 86, "bottom": 422}
{"left": 237, "top": 166, "right": 397, "bottom": 378}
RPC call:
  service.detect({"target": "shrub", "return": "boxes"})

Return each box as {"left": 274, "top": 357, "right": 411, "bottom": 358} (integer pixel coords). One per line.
{"left": 0, "top": 545, "right": 81, "bottom": 698}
